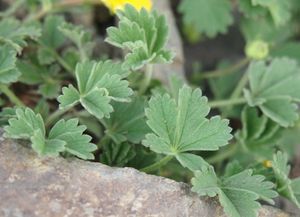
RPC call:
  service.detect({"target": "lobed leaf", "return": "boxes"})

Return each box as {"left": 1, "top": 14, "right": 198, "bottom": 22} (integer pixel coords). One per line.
{"left": 244, "top": 58, "right": 300, "bottom": 127}
{"left": 105, "top": 4, "right": 173, "bottom": 70}
{"left": 179, "top": 0, "right": 233, "bottom": 37}
{"left": 0, "top": 18, "right": 41, "bottom": 53}
{"left": 192, "top": 166, "right": 277, "bottom": 217}
{"left": 0, "top": 45, "right": 21, "bottom": 84}
{"left": 102, "top": 97, "right": 150, "bottom": 144}
{"left": 49, "top": 118, "right": 97, "bottom": 160}
{"left": 272, "top": 151, "right": 300, "bottom": 208}
{"left": 58, "top": 60, "right": 133, "bottom": 119}
{"left": 143, "top": 85, "right": 232, "bottom": 171}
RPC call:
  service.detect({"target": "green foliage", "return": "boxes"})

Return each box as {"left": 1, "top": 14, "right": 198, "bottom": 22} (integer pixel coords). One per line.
{"left": 179, "top": 0, "right": 233, "bottom": 37}
{"left": 100, "top": 142, "right": 136, "bottom": 167}
{"left": 143, "top": 85, "right": 232, "bottom": 171}
{"left": 252, "top": 0, "right": 292, "bottom": 26}
{"left": 192, "top": 166, "right": 277, "bottom": 217}
{"left": 4, "top": 108, "right": 97, "bottom": 159}
{"left": 235, "top": 107, "right": 281, "bottom": 159}
{"left": 101, "top": 97, "right": 150, "bottom": 144}
{"left": 0, "top": 45, "right": 21, "bottom": 84}
{"left": 272, "top": 151, "right": 300, "bottom": 208}
{"left": 244, "top": 58, "right": 300, "bottom": 127}
{"left": 59, "top": 21, "right": 94, "bottom": 60}
{"left": 105, "top": 4, "right": 173, "bottom": 70}
{"left": 1, "top": 1, "right": 300, "bottom": 216}
{"left": 58, "top": 60, "right": 133, "bottom": 119}
{"left": 37, "top": 15, "right": 66, "bottom": 64}
{"left": 0, "top": 18, "right": 41, "bottom": 53}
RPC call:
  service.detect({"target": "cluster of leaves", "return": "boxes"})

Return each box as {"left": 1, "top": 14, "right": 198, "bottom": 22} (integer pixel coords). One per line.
{"left": 179, "top": 0, "right": 300, "bottom": 61}
{"left": 0, "top": 2, "right": 300, "bottom": 217}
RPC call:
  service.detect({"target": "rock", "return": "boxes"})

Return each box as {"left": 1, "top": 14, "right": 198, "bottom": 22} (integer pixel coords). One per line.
{"left": 0, "top": 132, "right": 292, "bottom": 217}
{"left": 152, "top": 0, "right": 185, "bottom": 83}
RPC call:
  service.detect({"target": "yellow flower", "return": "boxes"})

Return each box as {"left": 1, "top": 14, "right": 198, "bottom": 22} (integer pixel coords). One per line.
{"left": 102, "top": 0, "right": 152, "bottom": 13}
{"left": 263, "top": 160, "right": 272, "bottom": 168}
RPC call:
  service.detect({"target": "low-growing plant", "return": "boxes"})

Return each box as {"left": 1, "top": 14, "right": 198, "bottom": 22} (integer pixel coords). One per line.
{"left": 0, "top": 1, "right": 300, "bottom": 217}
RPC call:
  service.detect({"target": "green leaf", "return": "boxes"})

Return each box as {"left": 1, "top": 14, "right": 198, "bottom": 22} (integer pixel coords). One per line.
{"left": 49, "top": 118, "right": 97, "bottom": 160}
{"left": 252, "top": 0, "right": 292, "bottom": 26}
{"left": 0, "top": 18, "right": 41, "bottom": 52}
{"left": 271, "top": 42, "right": 300, "bottom": 64}
{"left": 17, "top": 60, "right": 46, "bottom": 85}
{"left": 179, "top": 0, "right": 233, "bottom": 37}
{"left": 4, "top": 107, "right": 45, "bottom": 139}
{"left": 192, "top": 166, "right": 277, "bottom": 217}
{"left": 58, "top": 22, "right": 94, "bottom": 59}
{"left": 105, "top": 5, "right": 173, "bottom": 70}
{"left": 176, "top": 153, "right": 208, "bottom": 171}
{"left": 39, "top": 15, "right": 66, "bottom": 48}
{"left": 39, "top": 82, "right": 61, "bottom": 99}
{"left": 244, "top": 58, "right": 300, "bottom": 127}
{"left": 235, "top": 107, "right": 281, "bottom": 158}
{"left": 58, "top": 60, "right": 133, "bottom": 119}
{"left": 0, "top": 45, "right": 21, "bottom": 84}
{"left": 240, "top": 17, "right": 293, "bottom": 44}
{"left": 102, "top": 97, "right": 150, "bottom": 144}
{"left": 31, "top": 129, "right": 65, "bottom": 157}
{"left": 272, "top": 151, "right": 300, "bottom": 208}
{"left": 143, "top": 85, "right": 232, "bottom": 171}
{"left": 238, "top": 0, "right": 268, "bottom": 18}
{"left": 100, "top": 142, "right": 136, "bottom": 167}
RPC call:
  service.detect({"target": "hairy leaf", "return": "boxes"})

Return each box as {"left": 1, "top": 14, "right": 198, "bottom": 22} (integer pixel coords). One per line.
{"left": 100, "top": 142, "right": 136, "bottom": 167}
{"left": 0, "top": 45, "right": 21, "bottom": 84}
{"left": 0, "top": 18, "right": 41, "bottom": 52}
{"left": 244, "top": 58, "right": 300, "bottom": 127}
{"left": 272, "top": 151, "right": 300, "bottom": 208}
{"left": 252, "top": 0, "right": 292, "bottom": 26}
{"left": 179, "top": 0, "right": 233, "bottom": 37}
{"left": 143, "top": 85, "right": 232, "bottom": 171}
{"left": 58, "top": 60, "right": 133, "bottom": 119}
{"left": 235, "top": 107, "right": 281, "bottom": 158}
{"left": 49, "top": 118, "right": 97, "bottom": 160}
{"left": 192, "top": 166, "right": 277, "bottom": 217}
{"left": 58, "top": 22, "right": 94, "bottom": 60}
{"left": 106, "top": 4, "right": 173, "bottom": 70}
{"left": 4, "top": 107, "right": 45, "bottom": 139}
{"left": 102, "top": 97, "right": 150, "bottom": 144}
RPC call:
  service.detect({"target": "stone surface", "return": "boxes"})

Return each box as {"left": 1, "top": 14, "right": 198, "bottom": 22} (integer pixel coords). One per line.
{"left": 0, "top": 133, "right": 293, "bottom": 217}
{"left": 152, "top": 0, "right": 185, "bottom": 83}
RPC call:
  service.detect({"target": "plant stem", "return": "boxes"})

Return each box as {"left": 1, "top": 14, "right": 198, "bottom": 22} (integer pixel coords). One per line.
{"left": 206, "top": 144, "right": 238, "bottom": 164}
{"left": 45, "top": 47, "right": 74, "bottom": 74}
{"left": 194, "top": 58, "right": 249, "bottom": 80}
{"left": 141, "top": 155, "right": 174, "bottom": 173}
{"left": 139, "top": 64, "right": 153, "bottom": 95}
{"left": 0, "top": 85, "right": 25, "bottom": 107}
{"left": 230, "top": 71, "right": 249, "bottom": 100}
{"left": 0, "top": 0, "right": 25, "bottom": 18}
{"left": 26, "top": 0, "right": 101, "bottom": 21}
{"left": 45, "top": 107, "right": 72, "bottom": 127}
{"left": 222, "top": 70, "right": 250, "bottom": 116}
{"left": 208, "top": 98, "right": 247, "bottom": 108}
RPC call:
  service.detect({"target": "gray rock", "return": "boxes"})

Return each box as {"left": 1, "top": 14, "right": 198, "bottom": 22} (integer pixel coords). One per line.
{"left": 0, "top": 134, "right": 291, "bottom": 217}
{"left": 152, "top": 0, "right": 185, "bottom": 83}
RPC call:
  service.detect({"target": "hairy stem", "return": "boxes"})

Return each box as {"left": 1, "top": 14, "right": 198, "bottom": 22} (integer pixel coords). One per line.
{"left": 141, "top": 155, "right": 174, "bottom": 173}
{"left": 45, "top": 106, "right": 72, "bottom": 128}
{"left": 139, "top": 64, "right": 153, "bottom": 95}
{"left": 206, "top": 144, "right": 238, "bottom": 164}
{"left": 45, "top": 47, "right": 74, "bottom": 74}
{"left": 0, "top": 85, "right": 25, "bottom": 107}
{"left": 26, "top": 0, "right": 101, "bottom": 21}
{"left": 208, "top": 98, "right": 247, "bottom": 108}
{"left": 194, "top": 58, "right": 249, "bottom": 80}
